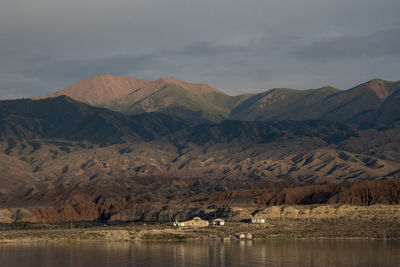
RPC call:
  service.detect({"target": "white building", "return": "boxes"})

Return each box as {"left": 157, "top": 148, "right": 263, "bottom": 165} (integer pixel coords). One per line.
{"left": 212, "top": 218, "right": 225, "bottom": 226}
{"left": 251, "top": 216, "right": 265, "bottom": 224}
{"left": 173, "top": 217, "right": 209, "bottom": 227}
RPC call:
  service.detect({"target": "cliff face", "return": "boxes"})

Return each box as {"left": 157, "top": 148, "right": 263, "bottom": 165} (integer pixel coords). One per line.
{"left": 208, "top": 179, "right": 400, "bottom": 206}
{"left": 1, "top": 178, "right": 399, "bottom": 223}
{"left": 257, "top": 204, "right": 400, "bottom": 221}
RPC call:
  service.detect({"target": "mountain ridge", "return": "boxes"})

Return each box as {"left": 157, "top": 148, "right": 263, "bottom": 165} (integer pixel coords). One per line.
{"left": 0, "top": 96, "right": 192, "bottom": 145}
{"left": 33, "top": 75, "right": 400, "bottom": 123}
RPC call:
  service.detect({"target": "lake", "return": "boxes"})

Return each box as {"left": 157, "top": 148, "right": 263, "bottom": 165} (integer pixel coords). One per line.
{"left": 0, "top": 240, "right": 399, "bottom": 267}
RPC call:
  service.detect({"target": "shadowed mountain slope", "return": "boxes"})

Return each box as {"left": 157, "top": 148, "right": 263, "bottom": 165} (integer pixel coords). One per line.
{"left": 173, "top": 120, "right": 357, "bottom": 145}
{"left": 230, "top": 86, "right": 341, "bottom": 120}
{"left": 349, "top": 85, "right": 400, "bottom": 124}
{"left": 232, "top": 79, "right": 400, "bottom": 122}
{"left": 0, "top": 96, "right": 191, "bottom": 145}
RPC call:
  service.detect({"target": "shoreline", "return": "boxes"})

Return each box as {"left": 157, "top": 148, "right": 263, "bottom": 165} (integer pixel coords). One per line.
{"left": 1, "top": 218, "right": 399, "bottom": 243}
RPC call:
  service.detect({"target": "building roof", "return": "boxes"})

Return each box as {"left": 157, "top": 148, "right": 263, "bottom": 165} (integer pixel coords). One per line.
{"left": 252, "top": 216, "right": 265, "bottom": 219}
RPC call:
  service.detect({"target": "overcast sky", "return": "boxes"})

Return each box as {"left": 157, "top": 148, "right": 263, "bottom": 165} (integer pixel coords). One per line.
{"left": 0, "top": 0, "right": 399, "bottom": 98}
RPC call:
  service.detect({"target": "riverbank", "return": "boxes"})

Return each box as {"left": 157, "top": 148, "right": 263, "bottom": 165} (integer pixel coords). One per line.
{"left": 1, "top": 216, "right": 399, "bottom": 243}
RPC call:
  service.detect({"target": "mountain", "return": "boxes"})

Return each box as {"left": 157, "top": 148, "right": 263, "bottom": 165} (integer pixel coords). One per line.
{"left": 35, "top": 75, "right": 400, "bottom": 124}
{"left": 230, "top": 86, "right": 341, "bottom": 120}
{"left": 231, "top": 78, "right": 400, "bottom": 123}
{"left": 35, "top": 75, "right": 249, "bottom": 122}
{"left": 173, "top": 119, "right": 357, "bottom": 145}
{"left": 108, "top": 78, "right": 248, "bottom": 122}
{"left": 1, "top": 96, "right": 400, "bottom": 223}
{"left": 349, "top": 83, "right": 400, "bottom": 124}
{"left": 33, "top": 74, "right": 150, "bottom": 105}
{"left": 1, "top": 97, "right": 400, "bottom": 185}
{"left": 0, "top": 96, "right": 192, "bottom": 145}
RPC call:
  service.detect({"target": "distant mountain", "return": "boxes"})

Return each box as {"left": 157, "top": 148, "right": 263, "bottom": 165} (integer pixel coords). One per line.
{"left": 349, "top": 82, "right": 400, "bottom": 124}
{"left": 231, "top": 79, "right": 400, "bottom": 123}
{"left": 33, "top": 74, "right": 150, "bottom": 105}
{"left": 35, "top": 75, "right": 400, "bottom": 124}
{"left": 35, "top": 75, "right": 249, "bottom": 122}
{"left": 0, "top": 96, "right": 191, "bottom": 145}
{"left": 230, "top": 86, "right": 341, "bottom": 120}
{"left": 109, "top": 77, "right": 249, "bottom": 122}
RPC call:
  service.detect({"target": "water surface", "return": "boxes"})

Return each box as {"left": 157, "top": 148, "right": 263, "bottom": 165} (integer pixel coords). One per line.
{"left": 0, "top": 240, "right": 399, "bottom": 267}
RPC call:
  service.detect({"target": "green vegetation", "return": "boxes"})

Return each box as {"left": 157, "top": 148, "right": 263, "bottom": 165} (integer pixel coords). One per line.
{"left": 112, "top": 84, "right": 246, "bottom": 122}
{"left": 142, "top": 233, "right": 189, "bottom": 240}
{"left": 231, "top": 79, "right": 400, "bottom": 123}
{"left": 1, "top": 217, "right": 399, "bottom": 242}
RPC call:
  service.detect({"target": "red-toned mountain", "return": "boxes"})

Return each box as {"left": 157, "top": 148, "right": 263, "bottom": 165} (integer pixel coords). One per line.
{"left": 35, "top": 75, "right": 400, "bottom": 124}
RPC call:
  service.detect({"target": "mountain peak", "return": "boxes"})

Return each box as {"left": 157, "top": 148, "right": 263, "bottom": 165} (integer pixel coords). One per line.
{"left": 368, "top": 78, "right": 386, "bottom": 83}
{"left": 33, "top": 74, "right": 232, "bottom": 121}
{"left": 356, "top": 78, "right": 395, "bottom": 100}
{"left": 33, "top": 75, "right": 150, "bottom": 105}
{"left": 156, "top": 76, "right": 180, "bottom": 83}
{"left": 32, "top": 75, "right": 399, "bottom": 123}
{"left": 154, "top": 77, "right": 222, "bottom": 95}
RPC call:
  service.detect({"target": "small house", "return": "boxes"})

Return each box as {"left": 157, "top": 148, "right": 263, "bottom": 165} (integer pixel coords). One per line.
{"left": 212, "top": 218, "right": 225, "bottom": 226}
{"left": 251, "top": 216, "right": 265, "bottom": 224}
{"left": 173, "top": 217, "right": 209, "bottom": 227}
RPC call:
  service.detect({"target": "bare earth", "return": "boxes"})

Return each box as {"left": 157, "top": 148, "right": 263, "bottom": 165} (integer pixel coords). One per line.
{"left": 1, "top": 204, "right": 399, "bottom": 243}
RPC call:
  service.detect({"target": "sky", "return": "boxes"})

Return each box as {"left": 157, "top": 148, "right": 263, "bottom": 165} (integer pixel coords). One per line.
{"left": 0, "top": 0, "right": 399, "bottom": 98}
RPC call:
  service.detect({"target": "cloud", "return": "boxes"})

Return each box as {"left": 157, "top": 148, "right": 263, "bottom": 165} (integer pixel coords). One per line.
{"left": 0, "top": 79, "right": 46, "bottom": 99}
{"left": 22, "top": 53, "right": 165, "bottom": 83}
{"left": 172, "top": 40, "right": 242, "bottom": 57}
{"left": 292, "top": 27, "right": 400, "bottom": 61}
{"left": 1, "top": 0, "right": 400, "bottom": 98}
{"left": 215, "top": 66, "right": 228, "bottom": 72}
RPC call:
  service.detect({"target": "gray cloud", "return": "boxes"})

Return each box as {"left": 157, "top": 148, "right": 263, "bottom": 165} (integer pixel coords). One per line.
{"left": 22, "top": 53, "right": 165, "bottom": 83}
{"left": 173, "top": 41, "right": 242, "bottom": 57}
{"left": 1, "top": 0, "right": 400, "bottom": 98}
{"left": 293, "top": 27, "right": 400, "bottom": 61}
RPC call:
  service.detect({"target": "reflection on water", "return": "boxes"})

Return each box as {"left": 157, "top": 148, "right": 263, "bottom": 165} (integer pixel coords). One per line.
{"left": 0, "top": 240, "right": 399, "bottom": 267}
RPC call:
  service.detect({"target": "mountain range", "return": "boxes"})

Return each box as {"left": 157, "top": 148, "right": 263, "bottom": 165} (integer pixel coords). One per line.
{"left": 35, "top": 75, "right": 400, "bottom": 123}
{"left": 0, "top": 75, "right": 399, "bottom": 223}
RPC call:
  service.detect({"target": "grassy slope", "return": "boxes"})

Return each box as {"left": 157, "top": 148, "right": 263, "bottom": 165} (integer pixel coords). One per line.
{"left": 110, "top": 85, "right": 248, "bottom": 122}
{"left": 231, "top": 79, "right": 400, "bottom": 122}
{"left": 230, "top": 86, "right": 341, "bottom": 120}
{"left": 349, "top": 81, "right": 400, "bottom": 124}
